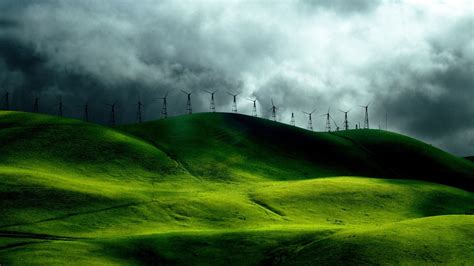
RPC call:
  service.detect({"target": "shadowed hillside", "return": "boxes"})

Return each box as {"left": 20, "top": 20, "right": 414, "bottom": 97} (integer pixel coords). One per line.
{"left": 120, "top": 113, "right": 474, "bottom": 191}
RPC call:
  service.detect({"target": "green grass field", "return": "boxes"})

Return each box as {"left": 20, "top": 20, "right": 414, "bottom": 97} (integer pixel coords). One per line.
{"left": 0, "top": 111, "right": 473, "bottom": 265}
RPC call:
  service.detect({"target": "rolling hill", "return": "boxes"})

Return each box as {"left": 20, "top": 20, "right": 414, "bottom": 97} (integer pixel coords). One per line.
{"left": 120, "top": 113, "right": 474, "bottom": 190}
{"left": 0, "top": 111, "right": 473, "bottom": 265}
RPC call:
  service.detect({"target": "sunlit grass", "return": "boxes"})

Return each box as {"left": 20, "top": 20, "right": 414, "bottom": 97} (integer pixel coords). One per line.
{"left": 0, "top": 111, "right": 473, "bottom": 264}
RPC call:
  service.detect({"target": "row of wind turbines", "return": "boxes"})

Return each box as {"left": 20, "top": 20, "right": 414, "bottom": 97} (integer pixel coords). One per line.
{"left": 161, "top": 89, "right": 372, "bottom": 132}
{"left": 1, "top": 88, "right": 372, "bottom": 131}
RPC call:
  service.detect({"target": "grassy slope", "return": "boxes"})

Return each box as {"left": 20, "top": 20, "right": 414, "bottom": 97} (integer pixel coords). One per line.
{"left": 466, "top": 156, "right": 474, "bottom": 162}
{"left": 0, "top": 111, "right": 473, "bottom": 265}
{"left": 121, "top": 113, "right": 474, "bottom": 190}
{"left": 334, "top": 129, "right": 474, "bottom": 190}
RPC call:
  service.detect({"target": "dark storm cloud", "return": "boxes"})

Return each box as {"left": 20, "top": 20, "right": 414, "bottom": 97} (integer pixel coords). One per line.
{"left": 371, "top": 15, "right": 474, "bottom": 153}
{"left": 0, "top": 0, "right": 473, "bottom": 155}
{"left": 0, "top": 0, "right": 246, "bottom": 122}
{"left": 300, "top": 0, "right": 381, "bottom": 14}
{"left": 0, "top": 19, "right": 19, "bottom": 29}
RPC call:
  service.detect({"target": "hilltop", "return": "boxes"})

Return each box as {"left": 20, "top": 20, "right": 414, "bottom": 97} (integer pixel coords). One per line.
{"left": 120, "top": 113, "right": 474, "bottom": 190}
{"left": 0, "top": 111, "right": 473, "bottom": 265}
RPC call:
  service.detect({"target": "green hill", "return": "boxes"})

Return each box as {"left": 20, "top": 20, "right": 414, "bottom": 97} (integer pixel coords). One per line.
{"left": 0, "top": 111, "right": 473, "bottom": 265}
{"left": 120, "top": 113, "right": 474, "bottom": 190}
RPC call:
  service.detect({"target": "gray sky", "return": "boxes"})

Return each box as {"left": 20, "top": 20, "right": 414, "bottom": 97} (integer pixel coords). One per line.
{"left": 0, "top": 0, "right": 473, "bottom": 155}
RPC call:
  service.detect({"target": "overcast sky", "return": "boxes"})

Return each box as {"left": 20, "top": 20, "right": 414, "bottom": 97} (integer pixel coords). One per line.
{"left": 0, "top": 0, "right": 473, "bottom": 155}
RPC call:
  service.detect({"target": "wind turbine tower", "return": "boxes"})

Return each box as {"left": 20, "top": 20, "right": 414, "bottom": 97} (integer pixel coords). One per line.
{"left": 228, "top": 92, "right": 240, "bottom": 113}
{"left": 156, "top": 92, "right": 168, "bottom": 118}
{"left": 1, "top": 78, "right": 9, "bottom": 110}
{"left": 77, "top": 103, "right": 89, "bottom": 122}
{"left": 302, "top": 109, "right": 316, "bottom": 131}
{"left": 270, "top": 99, "right": 278, "bottom": 121}
{"left": 290, "top": 112, "right": 295, "bottom": 126}
{"left": 182, "top": 90, "right": 192, "bottom": 115}
{"left": 56, "top": 96, "right": 64, "bottom": 117}
{"left": 3, "top": 91, "right": 10, "bottom": 110}
{"left": 248, "top": 98, "right": 257, "bottom": 117}
{"left": 33, "top": 97, "right": 40, "bottom": 113}
{"left": 360, "top": 103, "right": 370, "bottom": 129}
{"left": 83, "top": 103, "right": 89, "bottom": 122}
{"left": 323, "top": 108, "right": 331, "bottom": 132}
{"left": 106, "top": 102, "right": 117, "bottom": 126}
{"left": 205, "top": 90, "right": 218, "bottom": 112}
{"left": 136, "top": 97, "right": 143, "bottom": 123}
{"left": 339, "top": 109, "right": 351, "bottom": 131}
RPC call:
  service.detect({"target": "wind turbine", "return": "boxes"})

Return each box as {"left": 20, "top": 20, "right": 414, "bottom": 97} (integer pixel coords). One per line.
{"left": 322, "top": 107, "right": 332, "bottom": 132}
{"left": 1, "top": 77, "right": 10, "bottom": 110}
{"left": 181, "top": 90, "right": 193, "bottom": 115}
{"left": 302, "top": 109, "right": 316, "bottom": 131}
{"left": 205, "top": 89, "right": 218, "bottom": 112}
{"left": 33, "top": 96, "right": 40, "bottom": 113}
{"left": 269, "top": 99, "right": 279, "bottom": 121}
{"left": 76, "top": 102, "right": 89, "bottom": 122}
{"left": 339, "top": 108, "right": 351, "bottom": 131}
{"left": 247, "top": 98, "right": 258, "bottom": 117}
{"left": 227, "top": 91, "right": 240, "bottom": 113}
{"left": 155, "top": 91, "right": 169, "bottom": 118}
{"left": 136, "top": 96, "right": 143, "bottom": 123}
{"left": 105, "top": 101, "right": 118, "bottom": 126}
{"left": 55, "top": 96, "right": 64, "bottom": 117}
{"left": 3, "top": 91, "right": 10, "bottom": 110}
{"left": 359, "top": 102, "right": 370, "bottom": 129}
